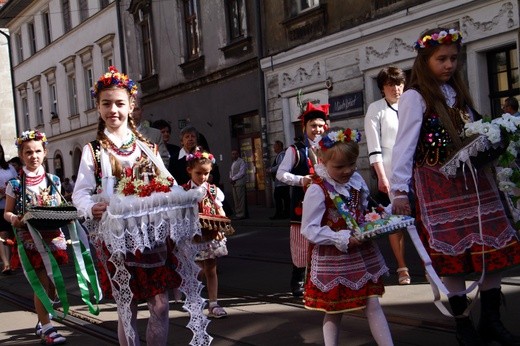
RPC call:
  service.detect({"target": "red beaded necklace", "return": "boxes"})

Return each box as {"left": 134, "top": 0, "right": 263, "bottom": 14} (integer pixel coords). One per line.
{"left": 25, "top": 172, "right": 46, "bottom": 186}
{"left": 108, "top": 134, "right": 136, "bottom": 156}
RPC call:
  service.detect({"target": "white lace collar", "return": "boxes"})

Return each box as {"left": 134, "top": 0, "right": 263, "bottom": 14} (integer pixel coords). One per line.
{"left": 441, "top": 83, "right": 457, "bottom": 108}
{"left": 23, "top": 165, "right": 45, "bottom": 177}
{"left": 314, "top": 163, "right": 363, "bottom": 197}
{"left": 104, "top": 128, "right": 133, "bottom": 148}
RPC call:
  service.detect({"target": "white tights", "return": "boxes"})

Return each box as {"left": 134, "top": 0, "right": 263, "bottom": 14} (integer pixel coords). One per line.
{"left": 117, "top": 292, "right": 170, "bottom": 346}
{"left": 322, "top": 297, "right": 393, "bottom": 346}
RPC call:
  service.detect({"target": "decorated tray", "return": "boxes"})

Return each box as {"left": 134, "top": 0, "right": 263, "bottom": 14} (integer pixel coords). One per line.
{"left": 353, "top": 214, "right": 415, "bottom": 241}
{"left": 23, "top": 206, "right": 78, "bottom": 230}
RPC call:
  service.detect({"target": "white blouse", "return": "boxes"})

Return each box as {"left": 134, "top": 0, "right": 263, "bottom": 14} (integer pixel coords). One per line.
{"left": 364, "top": 97, "right": 399, "bottom": 177}
{"left": 0, "top": 165, "right": 17, "bottom": 209}
{"left": 390, "top": 84, "right": 470, "bottom": 194}
{"left": 276, "top": 137, "right": 320, "bottom": 186}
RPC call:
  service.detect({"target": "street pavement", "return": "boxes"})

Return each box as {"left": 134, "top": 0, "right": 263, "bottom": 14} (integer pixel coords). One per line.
{"left": 0, "top": 205, "right": 519, "bottom": 345}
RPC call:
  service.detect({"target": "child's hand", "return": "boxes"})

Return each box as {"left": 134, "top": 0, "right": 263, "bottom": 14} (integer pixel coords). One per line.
{"left": 92, "top": 202, "right": 109, "bottom": 220}
{"left": 10, "top": 215, "right": 23, "bottom": 229}
{"left": 302, "top": 175, "right": 312, "bottom": 187}
{"left": 215, "top": 232, "right": 225, "bottom": 241}
{"left": 348, "top": 237, "right": 362, "bottom": 247}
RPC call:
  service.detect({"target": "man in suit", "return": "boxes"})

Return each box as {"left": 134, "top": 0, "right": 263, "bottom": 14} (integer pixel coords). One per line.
{"left": 132, "top": 101, "right": 170, "bottom": 167}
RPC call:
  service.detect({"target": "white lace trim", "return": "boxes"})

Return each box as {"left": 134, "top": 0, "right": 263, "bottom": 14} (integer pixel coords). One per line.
{"left": 439, "top": 135, "right": 490, "bottom": 178}
{"left": 85, "top": 186, "right": 213, "bottom": 345}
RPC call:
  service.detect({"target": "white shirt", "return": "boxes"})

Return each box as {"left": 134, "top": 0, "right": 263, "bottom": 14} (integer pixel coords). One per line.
{"left": 390, "top": 84, "right": 463, "bottom": 193}
{"left": 364, "top": 97, "right": 399, "bottom": 177}
{"left": 276, "top": 137, "right": 320, "bottom": 186}
{"left": 0, "top": 165, "right": 17, "bottom": 209}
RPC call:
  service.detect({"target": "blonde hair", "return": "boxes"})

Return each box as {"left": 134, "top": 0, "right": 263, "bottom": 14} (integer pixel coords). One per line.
{"left": 318, "top": 140, "right": 359, "bottom": 164}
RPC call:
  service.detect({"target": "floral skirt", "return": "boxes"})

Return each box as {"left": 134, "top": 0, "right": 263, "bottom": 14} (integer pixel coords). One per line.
{"left": 195, "top": 238, "right": 228, "bottom": 261}
{"left": 11, "top": 229, "right": 68, "bottom": 270}
{"left": 303, "top": 272, "right": 384, "bottom": 313}
{"left": 95, "top": 239, "right": 181, "bottom": 302}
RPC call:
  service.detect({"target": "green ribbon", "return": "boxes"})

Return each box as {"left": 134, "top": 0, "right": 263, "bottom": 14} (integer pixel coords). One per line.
{"left": 14, "top": 226, "right": 69, "bottom": 318}
{"left": 68, "top": 220, "right": 102, "bottom": 315}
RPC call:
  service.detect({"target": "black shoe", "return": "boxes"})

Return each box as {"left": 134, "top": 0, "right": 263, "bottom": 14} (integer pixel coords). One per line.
{"left": 291, "top": 282, "right": 304, "bottom": 297}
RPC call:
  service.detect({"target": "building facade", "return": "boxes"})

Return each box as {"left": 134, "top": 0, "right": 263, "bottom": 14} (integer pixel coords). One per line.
{"left": 0, "top": 0, "right": 121, "bottom": 179}
{"left": 260, "top": 0, "right": 520, "bottom": 192}
{"left": 120, "top": 0, "right": 267, "bottom": 204}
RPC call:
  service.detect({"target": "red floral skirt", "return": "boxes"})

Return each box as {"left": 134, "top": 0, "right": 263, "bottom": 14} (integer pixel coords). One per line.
{"left": 95, "top": 239, "right": 181, "bottom": 302}
{"left": 413, "top": 166, "right": 520, "bottom": 276}
{"left": 11, "top": 230, "right": 68, "bottom": 270}
{"left": 303, "top": 271, "right": 384, "bottom": 313}
{"left": 416, "top": 210, "right": 520, "bottom": 276}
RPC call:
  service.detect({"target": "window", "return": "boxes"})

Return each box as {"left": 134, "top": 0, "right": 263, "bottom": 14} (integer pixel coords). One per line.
{"left": 138, "top": 13, "right": 154, "bottom": 76}
{"left": 488, "top": 45, "right": 519, "bottom": 117}
{"left": 226, "top": 0, "right": 247, "bottom": 41}
{"left": 62, "top": 0, "right": 72, "bottom": 33}
{"left": 183, "top": 0, "right": 201, "bottom": 59}
{"left": 79, "top": 0, "right": 89, "bottom": 21}
{"left": 49, "top": 84, "right": 59, "bottom": 118}
{"left": 103, "top": 56, "right": 113, "bottom": 72}
{"left": 42, "top": 10, "right": 52, "bottom": 45}
{"left": 15, "top": 31, "right": 23, "bottom": 63}
{"left": 290, "top": 0, "right": 319, "bottom": 16}
{"left": 22, "top": 97, "right": 30, "bottom": 129}
{"left": 84, "top": 67, "right": 95, "bottom": 110}
{"left": 100, "top": 0, "right": 110, "bottom": 9}
{"left": 35, "top": 91, "right": 43, "bottom": 124}
{"left": 68, "top": 75, "right": 78, "bottom": 115}
{"left": 28, "top": 22, "right": 36, "bottom": 54}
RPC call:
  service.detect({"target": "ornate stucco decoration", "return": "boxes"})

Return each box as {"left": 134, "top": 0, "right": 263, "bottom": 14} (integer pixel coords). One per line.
{"left": 281, "top": 62, "right": 322, "bottom": 92}
{"left": 462, "top": 2, "right": 514, "bottom": 34}
{"left": 365, "top": 38, "right": 415, "bottom": 63}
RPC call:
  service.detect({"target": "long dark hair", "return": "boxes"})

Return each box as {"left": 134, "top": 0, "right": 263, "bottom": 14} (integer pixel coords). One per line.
{"left": 0, "top": 144, "right": 9, "bottom": 170}
{"left": 408, "top": 27, "right": 474, "bottom": 149}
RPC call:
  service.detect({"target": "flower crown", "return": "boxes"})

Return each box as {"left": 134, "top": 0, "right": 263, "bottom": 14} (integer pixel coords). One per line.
{"left": 319, "top": 128, "right": 361, "bottom": 151}
{"left": 91, "top": 66, "right": 138, "bottom": 99}
{"left": 186, "top": 149, "right": 216, "bottom": 164}
{"left": 15, "top": 130, "right": 48, "bottom": 148}
{"left": 414, "top": 29, "right": 462, "bottom": 50}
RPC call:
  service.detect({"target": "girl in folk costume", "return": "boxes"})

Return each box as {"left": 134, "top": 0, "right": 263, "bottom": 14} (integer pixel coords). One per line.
{"left": 72, "top": 67, "right": 180, "bottom": 346}
{"left": 4, "top": 131, "right": 67, "bottom": 345}
{"left": 391, "top": 28, "right": 520, "bottom": 345}
{"left": 276, "top": 102, "right": 328, "bottom": 297}
{"left": 0, "top": 143, "right": 18, "bottom": 274}
{"left": 301, "top": 128, "right": 392, "bottom": 346}
{"left": 183, "top": 148, "right": 229, "bottom": 318}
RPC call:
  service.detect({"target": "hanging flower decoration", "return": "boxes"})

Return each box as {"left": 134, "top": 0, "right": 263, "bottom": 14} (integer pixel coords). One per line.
{"left": 318, "top": 128, "right": 362, "bottom": 151}
{"left": 464, "top": 113, "right": 520, "bottom": 226}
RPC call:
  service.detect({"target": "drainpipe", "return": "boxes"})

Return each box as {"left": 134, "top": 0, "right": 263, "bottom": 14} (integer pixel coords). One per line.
{"left": 254, "top": 0, "right": 272, "bottom": 208}
{"left": 115, "top": 0, "right": 127, "bottom": 72}
{"left": 0, "top": 29, "right": 19, "bottom": 135}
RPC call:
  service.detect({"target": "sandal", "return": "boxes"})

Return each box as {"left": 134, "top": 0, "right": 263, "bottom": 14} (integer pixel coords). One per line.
{"left": 40, "top": 327, "right": 66, "bottom": 345}
{"left": 2, "top": 267, "right": 12, "bottom": 275}
{"left": 397, "top": 267, "right": 411, "bottom": 285}
{"left": 208, "top": 304, "right": 227, "bottom": 319}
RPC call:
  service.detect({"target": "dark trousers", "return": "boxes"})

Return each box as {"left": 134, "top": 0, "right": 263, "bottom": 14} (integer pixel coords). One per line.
{"left": 273, "top": 185, "right": 290, "bottom": 217}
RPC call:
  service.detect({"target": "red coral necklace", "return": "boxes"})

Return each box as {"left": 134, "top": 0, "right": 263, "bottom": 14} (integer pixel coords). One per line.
{"left": 25, "top": 173, "right": 46, "bottom": 186}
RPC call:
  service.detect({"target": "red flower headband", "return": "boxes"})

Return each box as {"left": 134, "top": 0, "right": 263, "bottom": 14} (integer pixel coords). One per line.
{"left": 186, "top": 148, "right": 216, "bottom": 164}
{"left": 91, "top": 66, "right": 138, "bottom": 99}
